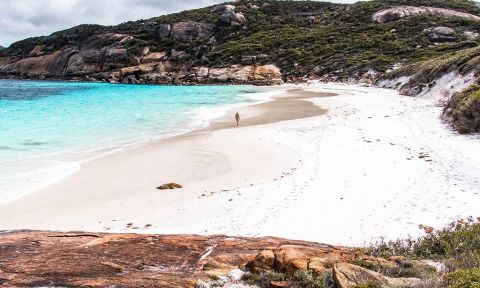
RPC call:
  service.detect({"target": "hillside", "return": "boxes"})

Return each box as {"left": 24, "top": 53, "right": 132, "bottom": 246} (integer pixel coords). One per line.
{"left": 1, "top": 0, "right": 480, "bottom": 132}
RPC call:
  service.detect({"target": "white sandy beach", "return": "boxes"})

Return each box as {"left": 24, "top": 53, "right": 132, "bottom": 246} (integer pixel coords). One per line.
{"left": 0, "top": 83, "right": 479, "bottom": 246}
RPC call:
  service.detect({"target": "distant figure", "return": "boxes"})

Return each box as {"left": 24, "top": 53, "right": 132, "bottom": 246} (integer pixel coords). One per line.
{"left": 235, "top": 112, "right": 240, "bottom": 127}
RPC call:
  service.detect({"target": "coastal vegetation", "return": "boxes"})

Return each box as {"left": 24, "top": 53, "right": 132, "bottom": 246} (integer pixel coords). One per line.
{"left": 8, "top": 223, "right": 480, "bottom": 287}
{"left": 237, "top": 219, "right": 480, "bottom": 288}
{"left": 444, "top": 82, "right": 480, "bottom": 133}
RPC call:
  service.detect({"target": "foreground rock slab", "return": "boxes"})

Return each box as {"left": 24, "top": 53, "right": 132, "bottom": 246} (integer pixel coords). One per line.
{"left": 0, "top": 231, "right": 355, "bottom": 287}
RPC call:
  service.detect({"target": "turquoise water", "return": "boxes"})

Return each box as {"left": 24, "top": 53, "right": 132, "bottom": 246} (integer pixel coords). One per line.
{"left": 0, "top": 80, "right": 269, "bottom": 202}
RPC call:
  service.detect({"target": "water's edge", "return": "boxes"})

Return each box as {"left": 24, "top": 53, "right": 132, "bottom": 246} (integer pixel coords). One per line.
{"left": 0, "top": 80, "right": 282, "bottom": 203}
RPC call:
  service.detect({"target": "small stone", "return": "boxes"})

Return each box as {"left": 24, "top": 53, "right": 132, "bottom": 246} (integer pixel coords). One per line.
{"left": 101, "top": 261, "right": 124, "bottom": 273}
{"left": 419, "top": 224, "right": 434, "bottom": 234}
{"left": 231, "top": 21, "right": 241, "bottom": 29}
{"left": 270, "top": 281, "right": 288, "bottom": 288}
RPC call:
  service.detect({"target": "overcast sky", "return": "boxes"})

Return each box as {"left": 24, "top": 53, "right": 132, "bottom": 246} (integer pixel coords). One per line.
{"left": 0, "top": 0, "right": 362, "bottom": 47}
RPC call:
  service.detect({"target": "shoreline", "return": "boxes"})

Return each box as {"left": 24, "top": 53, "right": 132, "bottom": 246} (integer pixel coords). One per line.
{"left": 0, "top": 85, "right": 285, "bottom": 204}
{"left": 0, "top": 83, "right": 479, "bottom": 246}
{"left": 0, "top": 87, "right": 335, "bottom": 228}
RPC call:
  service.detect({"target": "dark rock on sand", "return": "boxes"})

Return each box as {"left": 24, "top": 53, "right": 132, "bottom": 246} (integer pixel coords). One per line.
{"left": 157, "top": 183, "right": 183, "bottom": 189}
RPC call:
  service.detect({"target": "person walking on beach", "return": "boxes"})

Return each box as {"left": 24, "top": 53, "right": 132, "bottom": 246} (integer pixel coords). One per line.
{"left": 235, "top": 112, "right": 240, "bottom": 127}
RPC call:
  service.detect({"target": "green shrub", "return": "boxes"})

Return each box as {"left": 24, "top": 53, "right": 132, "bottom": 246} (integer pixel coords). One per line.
{"left": 242, "top": 271, "right": 286, "bottom": 288}
{"left": 444, "top": 268, "right": 480, "bottom": 288}
{"left": 381, "top": 260, "right": 436, "bottom": 279}
{"left": 367, "top": 218, "right": 480, "bottom": 273}
{"left": 444, "top": 83, "right": 480, "bottom": 134}
{"left": 289, "top": 270, "right": 331, "bottom": 288}
{"left": 350, "top": 258, "right": 381, "bottom": 272}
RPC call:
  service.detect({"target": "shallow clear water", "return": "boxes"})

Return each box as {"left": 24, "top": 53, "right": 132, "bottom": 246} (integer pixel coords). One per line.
{"left": 0, "top": 79, "right": 268, "bottom": 202}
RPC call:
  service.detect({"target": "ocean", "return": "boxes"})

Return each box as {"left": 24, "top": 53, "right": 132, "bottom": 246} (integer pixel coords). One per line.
{"left": 0, "top": 79, "right": 271, "bottom": 202}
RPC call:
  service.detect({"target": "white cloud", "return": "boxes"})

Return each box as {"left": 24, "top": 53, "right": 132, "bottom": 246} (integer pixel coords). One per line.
{"left": 0, "top": 0, "right": 374, "bottom": 47}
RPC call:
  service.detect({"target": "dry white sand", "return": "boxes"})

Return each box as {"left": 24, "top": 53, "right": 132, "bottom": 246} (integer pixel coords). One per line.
{"left": 0, "top": 83, "right": 479, "bottom": 246}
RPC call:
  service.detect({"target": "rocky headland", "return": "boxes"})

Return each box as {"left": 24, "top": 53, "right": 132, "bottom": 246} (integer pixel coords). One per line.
{"left": 1, "top": 0, "right": 479, "bottom": 133}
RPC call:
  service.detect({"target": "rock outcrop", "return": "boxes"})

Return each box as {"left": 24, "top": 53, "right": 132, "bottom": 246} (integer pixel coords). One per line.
{"left": 333, "top": 263, "right": 421, "bottom": 288}
{"left": 220, "top": 11, "right": 247, "bottom": 27}
{"left": 155, "top": 24, "right": 171, "bottom": 39}
{"left": 0, "top": 231, "right": 430, "bottom": 288}
{"left": 211, "top": 4, "right": 236, "bottom": 14}
{"left": 333, "top": 263, "right": 389, "bottom": 288}
{"left": 170, "top": 22, "right": 214, "bottom": 42}
{"left": 246, "top": 244, "right": 355, "bottom": 276}
{"left": 0, "top": 36, "right": 283, "bottom": 85}
{"left": 0, "top": 231, "right": 355, "bottom": 287}
{"left": 373, "top": 6, "right": 480, "bottom": 23}
{"left": 213, "top": 3, "right": 247, "bottom": 27}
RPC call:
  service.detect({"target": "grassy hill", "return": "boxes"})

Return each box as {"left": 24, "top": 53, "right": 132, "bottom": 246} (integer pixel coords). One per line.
{"left": 1, "top": 0, "right": 480, "bottom": 132}
{"left": 3, "top": 0, "right": 480, "bottom": 79}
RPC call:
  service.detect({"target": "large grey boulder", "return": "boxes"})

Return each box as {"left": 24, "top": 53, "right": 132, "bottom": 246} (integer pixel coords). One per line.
{"left": 373, "top": 6, "right": 480, "bottom": 23}
{"left": 156, "top": 24, "right": 171, "bottom": 39}
{"left": 104, "top": 48, "right": 129, "bottom": 63}
{"left": 221, "top": 11, "right": 235, "bottom": 24}
{"left": 221, "top": 11, "right": 247, "bottom": 25}
{"left": 170, "top": 50, "right": 190, "bottom": 63}
{"left": 426, "top": 26, "right": 457, "bottom": 42}
{"left": 170, "top": 21, "right": 213, "bottom": 41}
{"left": 195, "top": 45, "right": 209, "bottom": 58}
{"left": 232, "top": 13, "right": 247, "bottom": 24}
{"left": 211, "top": 4, "right": 235, "bottom": 14}
{"left": 81, "top": 49, "right": 101, "bottom": 64}
{"left": 0, "top": 45, "right": 5, "bottom": 51}
{"left": 432, "top": 26, "right": 455, "bottom": 36}
{"left": 241, "top": 55, "right": 256, "bottom": 65}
